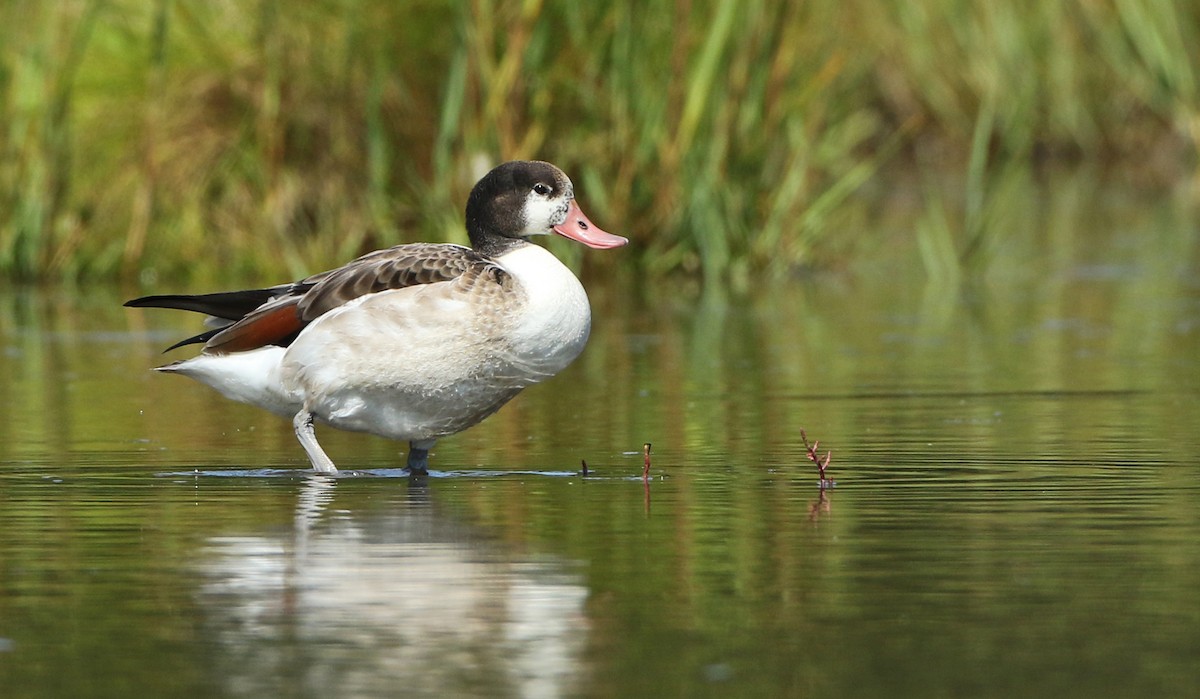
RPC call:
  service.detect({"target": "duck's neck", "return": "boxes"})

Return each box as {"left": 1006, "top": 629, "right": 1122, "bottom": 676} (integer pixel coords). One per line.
{"left": 469, "top": 227, "right": 530, "bottom": 259}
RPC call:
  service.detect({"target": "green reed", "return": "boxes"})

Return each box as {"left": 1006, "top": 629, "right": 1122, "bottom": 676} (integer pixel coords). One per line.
{"left": 1, "top": 0, "right": 1197, "bottom": 284}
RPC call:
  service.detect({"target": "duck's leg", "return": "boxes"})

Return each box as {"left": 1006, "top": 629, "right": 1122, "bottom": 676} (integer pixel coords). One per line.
{"left": 293, "top": 408, "right": 339, "bottom": 474}
{"left": 406, "top": 439, "right": 435, "bottom": 475}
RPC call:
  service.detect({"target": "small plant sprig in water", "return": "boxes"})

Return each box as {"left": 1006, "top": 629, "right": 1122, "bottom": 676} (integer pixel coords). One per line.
{"left": 800, "top": 429, "right": 834, "bottom": 488}
{"left": 642, "top": 443, "right": 652, "bottom": 514}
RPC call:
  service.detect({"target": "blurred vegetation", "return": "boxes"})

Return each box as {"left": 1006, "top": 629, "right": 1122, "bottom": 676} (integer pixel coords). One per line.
{"left": 1, "top": 0, "right": 1198, "bottom": 285}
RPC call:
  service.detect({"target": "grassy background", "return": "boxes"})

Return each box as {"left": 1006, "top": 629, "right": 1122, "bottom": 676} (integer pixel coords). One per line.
{"left": 1, "top": 0, "right": 1197, "bottom": 285}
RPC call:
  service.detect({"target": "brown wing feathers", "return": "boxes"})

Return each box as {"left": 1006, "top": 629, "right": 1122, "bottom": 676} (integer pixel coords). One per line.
{"left": 296, "top": 244, "right": 479, "bottom": 319}
{"left": 203, "top": 296, "right": 307, "bottom": 353}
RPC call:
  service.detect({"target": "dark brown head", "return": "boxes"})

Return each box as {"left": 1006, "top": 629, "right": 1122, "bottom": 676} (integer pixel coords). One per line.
{"left": 465, "top": 160, "right": 627, "bottom": 257}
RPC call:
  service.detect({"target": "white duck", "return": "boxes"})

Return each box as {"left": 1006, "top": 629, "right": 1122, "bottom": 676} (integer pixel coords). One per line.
{"left": 126, "top": 160, "right": 627, "bottom": 474}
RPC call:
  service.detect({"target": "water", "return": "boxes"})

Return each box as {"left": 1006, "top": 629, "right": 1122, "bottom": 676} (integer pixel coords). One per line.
{"left": 1, "top": 171, "right": 1199, "bottom": 697}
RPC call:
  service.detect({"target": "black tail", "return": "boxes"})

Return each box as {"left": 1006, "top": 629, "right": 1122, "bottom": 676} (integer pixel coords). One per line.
{"left": 124, "top": 287, "right": 289, "bottom": 321}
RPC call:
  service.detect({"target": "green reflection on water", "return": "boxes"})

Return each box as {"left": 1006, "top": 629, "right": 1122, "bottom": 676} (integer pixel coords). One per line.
{"left": 0, "top": 171, "right": 1198, "bottom": 697}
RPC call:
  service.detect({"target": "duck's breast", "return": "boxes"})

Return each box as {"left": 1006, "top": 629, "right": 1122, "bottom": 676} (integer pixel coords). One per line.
{"left": 496, "top": 244, "right": 592, "bottom": 378}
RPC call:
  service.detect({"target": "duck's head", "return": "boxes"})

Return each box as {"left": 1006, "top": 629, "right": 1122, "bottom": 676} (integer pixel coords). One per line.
{"left": 466, "top": 160, "right": 628, "bottom": 256}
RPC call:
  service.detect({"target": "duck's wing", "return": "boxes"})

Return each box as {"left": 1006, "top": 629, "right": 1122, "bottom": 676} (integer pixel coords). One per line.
{"left": 200, "top": 244, "right": 489, "bottom": 354}
{"left": 125, "top": 244, "right": 490, "bottom": 354}
{"left": 294, "top": 243, "right": 484, "bottom": 320}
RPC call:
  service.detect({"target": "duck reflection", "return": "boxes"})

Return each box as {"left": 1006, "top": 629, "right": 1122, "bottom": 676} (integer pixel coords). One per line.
{"left": 198, "top": 476, "right": 589, "bottom": 698}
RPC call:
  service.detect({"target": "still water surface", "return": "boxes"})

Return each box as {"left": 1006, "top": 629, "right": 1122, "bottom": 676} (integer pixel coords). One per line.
{"left": 1, "top": 172, "right": 1198, "bottom": 697}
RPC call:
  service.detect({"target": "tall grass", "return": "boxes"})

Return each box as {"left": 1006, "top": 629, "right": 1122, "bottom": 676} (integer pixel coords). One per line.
{"left": 1, "top": 0, "right": 1197, "bottom": 284}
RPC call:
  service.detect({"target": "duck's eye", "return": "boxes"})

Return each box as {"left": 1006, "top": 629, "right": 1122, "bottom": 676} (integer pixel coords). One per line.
{"left": 532, "top": 183, "right": 552, "bottom": 196}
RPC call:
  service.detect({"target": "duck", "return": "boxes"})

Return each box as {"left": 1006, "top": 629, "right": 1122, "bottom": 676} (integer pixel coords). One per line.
{"left": 125, "top": 160, "right": 627, "bottom": 475}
